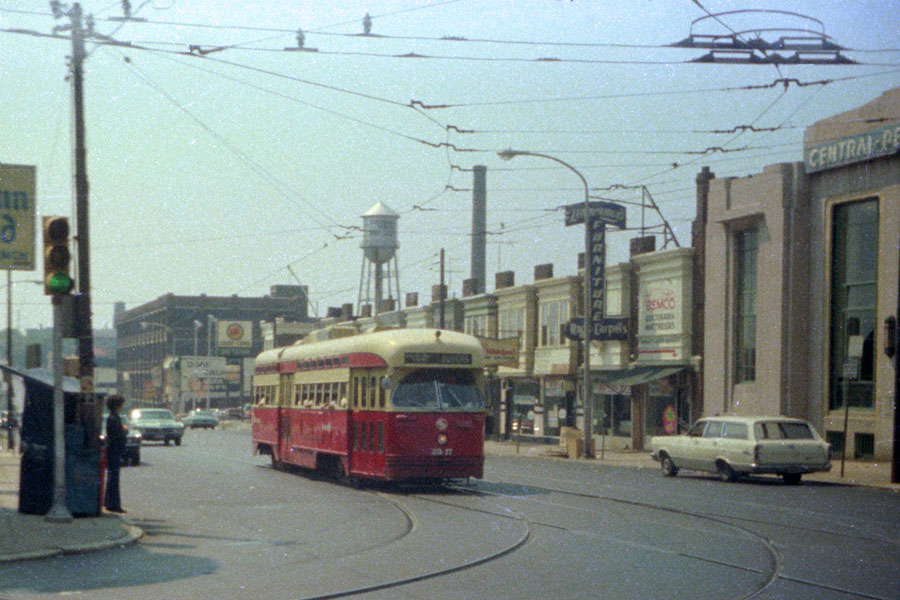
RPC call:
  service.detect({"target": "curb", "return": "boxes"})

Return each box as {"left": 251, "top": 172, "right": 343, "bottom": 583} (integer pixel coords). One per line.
{"left": 0, "top": 517, "right": 144, "bottom": 564}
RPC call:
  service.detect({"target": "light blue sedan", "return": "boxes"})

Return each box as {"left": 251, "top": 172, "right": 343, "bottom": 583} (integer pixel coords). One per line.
{"left": 182, "top": 410, "right": 220, "bottom": 429}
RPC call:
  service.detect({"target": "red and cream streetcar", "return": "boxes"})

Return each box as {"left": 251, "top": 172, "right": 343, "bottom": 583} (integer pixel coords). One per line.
{"left": 251, "top": 327, "right": 486, "bottom": 483}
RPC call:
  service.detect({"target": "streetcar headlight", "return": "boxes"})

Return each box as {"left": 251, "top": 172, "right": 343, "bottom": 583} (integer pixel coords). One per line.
{"left": 437, "top": 433, "right": 448, "bottom": 445}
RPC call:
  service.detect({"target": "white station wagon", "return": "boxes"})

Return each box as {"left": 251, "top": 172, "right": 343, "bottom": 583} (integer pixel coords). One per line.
{"left": 649, "top": 416, "right": 832, "bottom": 485}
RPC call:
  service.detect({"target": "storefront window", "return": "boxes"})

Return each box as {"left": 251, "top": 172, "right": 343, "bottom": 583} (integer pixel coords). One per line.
{"left": 596, "top": 394, "right": 631, "bottom": 437}
{"left": 829, "top": 198, "right": 878, "bottom": 411}
{"left": 511, "top": 380, "right": 539, "bottom": 435}
{"left": 543, "top": 380, "right": 569, "bottom": 437}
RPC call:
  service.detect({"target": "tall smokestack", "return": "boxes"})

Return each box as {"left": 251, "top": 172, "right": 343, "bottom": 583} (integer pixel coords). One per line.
{"left": 471, "top": 165, "right": 487, "bottom": 294}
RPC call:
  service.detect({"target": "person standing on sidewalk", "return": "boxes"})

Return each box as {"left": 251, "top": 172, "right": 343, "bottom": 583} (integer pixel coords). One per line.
{"left": 104, "top": 395, "right": 127, "bottom": 514}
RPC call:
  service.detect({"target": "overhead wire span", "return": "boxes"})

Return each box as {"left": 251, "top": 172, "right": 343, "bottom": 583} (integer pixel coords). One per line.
{"left": 142, "top": 49, "right": 450, "bottom": 150}
{"left": 118, "top": 52, "right": 349, "bottom": 234}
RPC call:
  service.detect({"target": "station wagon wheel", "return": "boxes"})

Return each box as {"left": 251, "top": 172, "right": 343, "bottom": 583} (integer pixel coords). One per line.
{"left": 782, "top": 473, "right": 802, "bottom": 485}
{"left": 661, "top": 455, "right": 678, "bottom": 477}
{"left": 717, "top": 462, "right": 737, "bottom": 482}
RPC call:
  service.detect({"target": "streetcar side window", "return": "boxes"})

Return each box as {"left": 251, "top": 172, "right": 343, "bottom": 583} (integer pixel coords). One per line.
{"left": 370, "top": 377, "right": 378, "bottom": 410}
{"left": 377, "top": 377, "right": 386, "bottom": 409}
{"left": 339, "top": 382, "right": 348, "bottom": 408}
{"left": 361, "top": 377, "right": 369, "bottom": 409}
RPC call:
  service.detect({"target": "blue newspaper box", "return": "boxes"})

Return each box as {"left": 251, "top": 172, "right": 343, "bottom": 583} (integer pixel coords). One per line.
{"left": 3, "top": 366, "right": 102, "bottom": 516}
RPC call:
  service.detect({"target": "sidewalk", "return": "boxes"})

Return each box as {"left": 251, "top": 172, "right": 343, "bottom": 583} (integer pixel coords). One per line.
{"left": 1, "top": 438, "right": 896, "bottom": 565}
{"left": 0, "top": 445, "right": 143, "bottom": 564}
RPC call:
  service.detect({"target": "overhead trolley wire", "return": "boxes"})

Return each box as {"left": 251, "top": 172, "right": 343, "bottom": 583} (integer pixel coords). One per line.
{"left": 120, "top": 53, "right": 347, "bottom": 233}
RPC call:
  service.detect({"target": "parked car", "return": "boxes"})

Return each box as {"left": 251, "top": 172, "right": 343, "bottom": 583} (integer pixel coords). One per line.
{"left": 102, "top": 413, "right": 142, "bottom": 466}
{"left": 182, "top": 409, "right": 219, "bottom": 429}
{"left": 1, "top": 409, "right": 18, "bottom": 430}
{"left": 649, "top": 415, "right": 832, "bottom": 485}
{"left": 129, "top": 408, "right": 184, "bottom": 446}
{"left": 511, "top": 417, "right": 534, "bottom": 434}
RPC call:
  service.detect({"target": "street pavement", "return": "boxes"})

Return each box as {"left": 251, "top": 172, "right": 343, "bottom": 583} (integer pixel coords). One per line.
{"left": 1, "top": 432, "right": 897, "bottom": 564}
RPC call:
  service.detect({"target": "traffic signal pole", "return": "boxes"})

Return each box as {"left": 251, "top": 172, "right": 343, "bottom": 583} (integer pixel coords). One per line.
{"left": 53, "top": 3, "right": 96, "bottom": 430}
{"left": 45, "top": 296, "right": 72, "bottom": 522}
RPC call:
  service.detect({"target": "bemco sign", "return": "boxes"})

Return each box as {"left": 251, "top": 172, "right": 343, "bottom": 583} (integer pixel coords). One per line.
{"left": 634, "top": 248, "right": 694, "bottom": 363}
{"left": 639, "top": 280, "right": 681, "bottom": 336}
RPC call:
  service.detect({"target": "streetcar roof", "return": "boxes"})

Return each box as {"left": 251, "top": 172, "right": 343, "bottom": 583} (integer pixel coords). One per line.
{"left": 255, "top": 328, "right": 485, "bottom": 368}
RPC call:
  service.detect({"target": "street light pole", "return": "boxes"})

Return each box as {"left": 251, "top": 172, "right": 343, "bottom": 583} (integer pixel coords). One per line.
{"left": 498, "top": 149, "right": 596, "bottom": 458}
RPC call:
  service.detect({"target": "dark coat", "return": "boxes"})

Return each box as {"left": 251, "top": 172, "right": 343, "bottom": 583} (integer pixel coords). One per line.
{"left": 106, "top": 411, "right": 127, "bottom": 459}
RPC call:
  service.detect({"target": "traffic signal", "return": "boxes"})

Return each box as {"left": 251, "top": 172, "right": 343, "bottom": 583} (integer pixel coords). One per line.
{"left": 43, "top": 216, "right": 74, "bottom": 295}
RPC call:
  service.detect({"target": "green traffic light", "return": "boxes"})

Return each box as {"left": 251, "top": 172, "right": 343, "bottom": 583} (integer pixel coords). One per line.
{"left": 46, "top": 272, "right": 73, "bottom": 295}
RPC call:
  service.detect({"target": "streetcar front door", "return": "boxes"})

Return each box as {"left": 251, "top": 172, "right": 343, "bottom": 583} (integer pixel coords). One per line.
{"left": 277, "top": 373, "right": 293, "bottom": 463}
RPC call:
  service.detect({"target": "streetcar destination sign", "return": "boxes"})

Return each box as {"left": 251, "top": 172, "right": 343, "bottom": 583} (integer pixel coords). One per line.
{"left": 564, "top": 201, "right": 627, "bottom": 229}
{"left": 405, "top": 352, "right": 472, "bottom": 365}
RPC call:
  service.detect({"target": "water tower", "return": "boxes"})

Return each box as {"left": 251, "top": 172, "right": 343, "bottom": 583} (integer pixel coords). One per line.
{"left": 357, "top": 201, "right": 401, "bottom": 315}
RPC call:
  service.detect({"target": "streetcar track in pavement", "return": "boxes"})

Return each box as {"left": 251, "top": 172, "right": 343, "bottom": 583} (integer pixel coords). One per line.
{"left": 214, "top": 445, "right": 891, "bottom": 599}
{"left": 462, "top": 480, "right": 894, "bottom": 600}
{"left": 443, "top": 482, "right": 784, "bottom": 599}
{"left": 292, "top": 488, "right": 534, "bottom": 600}
{"left": 251, "top": 463, "right": 784, "bottom": 600}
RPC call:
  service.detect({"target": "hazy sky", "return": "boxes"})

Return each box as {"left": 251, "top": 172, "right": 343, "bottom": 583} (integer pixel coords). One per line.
{"left": 1, "top": 0, "right": 898, "bottom": 331}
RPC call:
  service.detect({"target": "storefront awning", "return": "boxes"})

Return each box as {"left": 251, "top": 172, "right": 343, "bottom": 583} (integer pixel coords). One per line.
{"left": 593, "top": 366, "right": 685, "bottom": 387}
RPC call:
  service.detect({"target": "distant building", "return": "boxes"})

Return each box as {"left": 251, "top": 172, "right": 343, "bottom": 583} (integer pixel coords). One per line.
{"left": 116, "top": 286, "right": 310, "bottom": 410}
{"left": 702, "top": 87, "right": 900, "bottom": 461}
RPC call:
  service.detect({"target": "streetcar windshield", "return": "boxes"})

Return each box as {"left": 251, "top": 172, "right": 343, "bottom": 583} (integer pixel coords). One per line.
{"left": 391, "top": 369, "right": 484, "bottom": 410}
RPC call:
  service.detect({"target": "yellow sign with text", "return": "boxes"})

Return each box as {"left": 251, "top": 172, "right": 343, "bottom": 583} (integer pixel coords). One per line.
{"left": 0, "top": 164, "right": 36, "bottom": 270}
{"left": 476, "top": 336, "right": 520, "bottom": 368}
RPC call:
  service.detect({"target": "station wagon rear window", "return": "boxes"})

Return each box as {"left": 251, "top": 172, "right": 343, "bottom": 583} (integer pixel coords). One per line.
{"left": 755, "top": 421, "right": 814, "bottom": 440}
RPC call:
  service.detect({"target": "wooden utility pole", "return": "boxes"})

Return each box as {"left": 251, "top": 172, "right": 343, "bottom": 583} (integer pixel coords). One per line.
{"left": 52, "top": 2, "right": 96, "bottom": 436}
{"left": 69, "top": 4, "right": 95, "bottom": 392}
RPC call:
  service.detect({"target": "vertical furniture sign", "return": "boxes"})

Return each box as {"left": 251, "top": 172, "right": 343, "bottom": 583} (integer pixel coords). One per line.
{"left": 0, "top": 164, "right": 36, "bottom": 270}
{"left": 589, "top": 218, "right": 607, "bottom": 333}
